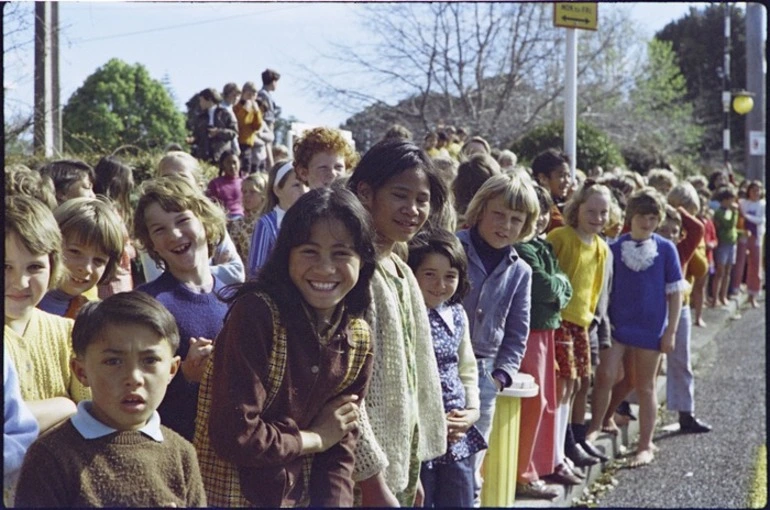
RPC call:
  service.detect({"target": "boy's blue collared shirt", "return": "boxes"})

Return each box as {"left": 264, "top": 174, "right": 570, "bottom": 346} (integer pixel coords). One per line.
{"left": 70, "top": 400, "right": 164, "bottom": 442}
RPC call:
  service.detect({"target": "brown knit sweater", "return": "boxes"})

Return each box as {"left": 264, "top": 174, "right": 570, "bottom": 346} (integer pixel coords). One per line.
{"left": 15, "top": 420, "right": 206, "bottom": 507}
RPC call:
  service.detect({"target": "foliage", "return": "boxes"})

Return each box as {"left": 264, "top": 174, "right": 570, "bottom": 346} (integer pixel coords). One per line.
{"left": 313, "top": 4, "right": 643, "bottom": 151}
{"left": 510, "top": 120, "right": 625, "bottom": 172}
{"left": 656, "top": 4, "right": 747, "bottom": 165}
{"left": 62, "top": 58, "right": 187, "bottom": 155}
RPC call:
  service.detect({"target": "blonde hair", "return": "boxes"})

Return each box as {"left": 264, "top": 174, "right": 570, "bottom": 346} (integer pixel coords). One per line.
{"left": 647, "top": 168, "right": 678, "bottom": 194}
{"left": 5, "top": 165, "right": 58, "bottom": 210}
{"left": 667, "top": 182, "right": 700, "bottom": 214}
{"left": 464, "top": 173, "right": 540, "bottom": 242}
{"left": 157, "top": 151, "right": 204, "bottom": 188}
{"left": 134, "top": 176, "right": 226, "bottom": 268}
{"left": 563, "top": 181, "right": 612, "bottom": 229}
{"left": 53, "top": 196, "right": 125, "bottom": 285}
{"left": 242, "top": 172, "right": 267, "bottom": 193}
{"left": 5, "top": 194, "right": 64, "bottom": 290}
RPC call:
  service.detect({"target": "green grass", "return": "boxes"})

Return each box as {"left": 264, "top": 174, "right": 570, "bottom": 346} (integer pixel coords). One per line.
{"left": 747, "top": 444, "right": 767, "bottom": 508}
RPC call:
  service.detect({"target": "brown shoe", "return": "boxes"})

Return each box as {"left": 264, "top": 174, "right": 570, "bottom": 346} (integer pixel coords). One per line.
{"left": 516, "top": 480, "right": 559, "bottom": 499}
{"left": 544, "top": 463, "right": 582, "bottom": 485}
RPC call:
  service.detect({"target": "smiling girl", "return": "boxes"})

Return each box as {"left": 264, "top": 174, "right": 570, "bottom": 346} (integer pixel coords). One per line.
{"left": 5, "top": 195, "right": 91, "bottom": 439}
{"left": 206, "top": 150, "right": 244, "bottom": 220}
{"left": 195, "top": 185, "right": 376, "bottom": 507}
{"left": 134, "top": 176, "right": 230, "bottom": 441}
{"left": 348, "top": 139, "right": 448, "bottom": 506}
{"left": 38, "top": 197, "right": 124, "bottom": 319}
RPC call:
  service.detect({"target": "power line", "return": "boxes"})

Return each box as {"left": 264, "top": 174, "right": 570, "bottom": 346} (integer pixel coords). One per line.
{"left": 68, "top": 4, "right": 304, "bottom": 44}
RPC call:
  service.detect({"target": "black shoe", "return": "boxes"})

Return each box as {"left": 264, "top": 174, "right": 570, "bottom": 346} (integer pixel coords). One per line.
{"left": 579, "top": 439, "right": 610, "bottom": 462}
{"left": 565, "top": 440, "right": 601, "bottom": 466}
{"left": 616, "top": 401, "right": 637, "bottom": 421}
{"left": 679, "top": 413, "right": 712, "bottom": 434}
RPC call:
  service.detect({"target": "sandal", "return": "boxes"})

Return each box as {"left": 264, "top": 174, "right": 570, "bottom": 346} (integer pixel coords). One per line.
{"left": 515, "top": 480, "right": 558, "bottom": 500}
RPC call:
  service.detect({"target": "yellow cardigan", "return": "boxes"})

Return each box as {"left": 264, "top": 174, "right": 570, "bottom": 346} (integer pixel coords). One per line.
{"left": 5, "top": 309, "right": 90, "bottom": 403}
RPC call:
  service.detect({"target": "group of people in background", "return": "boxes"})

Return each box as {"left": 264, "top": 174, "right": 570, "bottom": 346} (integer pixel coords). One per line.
{"left": 3, "top": 113, "right": 765, "bottom": 507}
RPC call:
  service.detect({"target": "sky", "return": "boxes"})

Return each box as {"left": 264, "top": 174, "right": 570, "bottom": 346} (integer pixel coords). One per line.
{"left": 3, "top": 1, "right": 760, "bottom": 133}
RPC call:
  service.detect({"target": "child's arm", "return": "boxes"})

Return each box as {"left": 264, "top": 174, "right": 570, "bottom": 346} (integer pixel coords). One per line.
{"left": 448, "top": 312, "right": 480, "bottom": 441}
{"left": 741, "top": 200, "right": 766, "bottom": 226}
{"left": 661, "top": 290, "right": 683, "bottom": 354}
{"left": 676, "top": 207, "right": 705, "bottom": 267}
{"left": 493, "top": 266, "right": 532, "bottom": 386}
{"left": 25, "top": 397, "right": 77, "bottom": 433}
{"left": 210, "top": 230, "right": 245, "bottom": 285}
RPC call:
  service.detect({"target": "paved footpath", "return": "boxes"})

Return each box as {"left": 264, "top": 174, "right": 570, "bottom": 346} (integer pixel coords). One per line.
{"left": 597, "top": 304, "right": 766, "bottom": 508}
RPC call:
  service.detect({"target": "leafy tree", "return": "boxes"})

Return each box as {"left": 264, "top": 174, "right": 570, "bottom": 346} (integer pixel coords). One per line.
{"left": 62, "top": 58, "right": 186, "bottom": 154}
{"left": 511, "top": 120, "right": 625, "bottom": 172}
{"left": 656, "top": 5, "right": 747, "bottom": 165}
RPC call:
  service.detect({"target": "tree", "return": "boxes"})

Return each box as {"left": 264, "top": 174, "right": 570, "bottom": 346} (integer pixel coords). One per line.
{"left": 309, "top": 3, "right": 643, "bottom": 149}
{"left": 62, "top": 58, "right": 186, "bottom": 153}
{"left": 656, "top": 5, "right": 747, "bottom": 166}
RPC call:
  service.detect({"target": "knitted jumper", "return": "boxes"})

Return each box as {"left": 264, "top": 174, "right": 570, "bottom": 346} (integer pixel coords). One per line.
{"left": 4, "top": 309, "right": 90, "bottom": 403}
{"left": 353, "top": 254, "right": 447, "bottom": 492}
{"left": 15, "top": 421, "right": 206, "bottom": 507}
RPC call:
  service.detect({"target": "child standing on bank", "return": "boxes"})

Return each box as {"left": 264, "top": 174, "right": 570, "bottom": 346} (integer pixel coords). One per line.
{"left": 38, "top": 197, "right": 124, "bottom": 319}
{"left": 15, "top": 291, "right": 206, "bottom": 507}
{"left": 206, "top": 150, "right": 244, "bottom": 220}
{"left": 586, "top": 188, "right": 685, "bottom": 468}
{"left": 711, "top": 185, "right": 740, "bottom": 306}
{"left": 348, "top": 139, "right": 448, "bottom": 507}
{"left": 407, "top": 229, "right": 486, "bottom": 507}
{"left": 456, "top": 173, "right": 538, "bottom": 501}
{"left": 195, "top": 186, "right": 376, "bottom": 507}
{"left": 546, "top": 181, "right": 611, "bottom": 476}
{"left": 293, "top": 127, "right": 359, "bottom": 189}
{"left": 513, "top": 186, "right": 573, "bottom": 499}
{"left": 739, "top": 180, "right": 766, "bottom": 308}
{"left": 134, "top": 176, "right": 230, "bottom": 441}
{"left": 247, "top": 160, "right": 309, "bottom": 277}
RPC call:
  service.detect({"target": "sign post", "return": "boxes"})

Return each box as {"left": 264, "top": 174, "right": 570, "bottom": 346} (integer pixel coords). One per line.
{"left": 554, "top": 3, "right": 598, "bottom": 178}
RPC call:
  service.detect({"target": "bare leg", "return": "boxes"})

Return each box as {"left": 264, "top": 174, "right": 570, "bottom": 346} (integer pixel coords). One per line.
{"left": 691, "top": 275, "right": 708, "bottom": 326}
{"left": 628, "top": 347, "right": 662, "bottom": 468}
{"left": 713, "top": 263, "right": 725, "bottom": 305}
{"left": 586, "top": 342, "right": 625, "bottom": 441}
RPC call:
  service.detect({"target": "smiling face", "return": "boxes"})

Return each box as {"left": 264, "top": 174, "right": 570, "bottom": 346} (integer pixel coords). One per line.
{"left": 538, "top": 163, "right": 572, "bottom": 200}
{"left": 59, "top": 240, "right": 109, "bottom": 297}
{"left": 5, "top": 233, "right": 51, "bottom": 330}
{"left": 535, "top": 208, "right": 551, "bottom": 236}
{"left": 299, "top": 151, "right": 346, "bottom": 189}
{"left": 476, "top": 195, "right": 527, "bottom": 249}
{"left": 576, "top": 192, "right": 610, "bottom": 238}
{"left": 414, "top": 252, "right": 459, "bottom": 310}
{"left": 275, "top": 171, "right": 308, "bottom": 211}
{"left": 289, "top": 218, "right": 361, "bottom": 324}
{"left": 144, "top": 203, "right": 209, "bottom": 281}
{"left": 71, "top": 323, "right": 180, "bottom": 431}
{"left": 630, "top": 213, "right": 661, "bottom": 241}
{"left": 358, "top": 167, "right": 431, "bottom": 252}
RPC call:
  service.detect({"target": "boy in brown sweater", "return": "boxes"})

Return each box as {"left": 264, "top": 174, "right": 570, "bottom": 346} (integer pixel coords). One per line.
{"left": 15, "top": 291, "right": 206, "bottom": 507}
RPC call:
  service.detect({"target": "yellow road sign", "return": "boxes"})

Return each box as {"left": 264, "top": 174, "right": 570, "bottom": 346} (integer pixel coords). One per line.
{"left": 554, "top": 3, "right": 598, "bottom": 31}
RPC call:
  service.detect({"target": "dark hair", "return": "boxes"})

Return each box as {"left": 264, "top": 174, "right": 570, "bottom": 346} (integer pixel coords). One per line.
{"left": 224, "top": 184, "right": 376, "bottom": 318}
{"left": 198, "top": 87, "right": 222, "bottom": 104}
{"left": 713, "top": 184, "right": 737, "bottom": 202}
{"left": 407, "top": 228, "right": 470, "bottom": 305}
{"left": 531, "top": 149, "right": 570, "bottom": 180}
{"left": 453, "top": 153, "right": 501, "bottom": 215}
{"left": 72, "top": 291, "right": 180, "bottom": 357}
{"left": 218, "top": 149, "right": 238, "bottom": 177}
{"left": 707, "top": 170, "right": 728, "bottom": 191}
{"left": 348, "top": 138, "right": 448, "bottom": 225}
{"left": 38, "top": 159, "right": 95, "bottom": 201}
{"left": 93, "top": 155, "right": 135, "bottom": 228}
{"left": 261, "top": 68, "right": 281, "bottom": 86}
{"left": 222, "top": 82, "right": 240, "bottom": 97}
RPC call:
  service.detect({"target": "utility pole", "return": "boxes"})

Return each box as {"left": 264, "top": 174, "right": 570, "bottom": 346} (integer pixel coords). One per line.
{"left": 722, "top": 2, "right": 731, "bottom": 166}
{"left": 34, "top": 1, "right": 61, "bottom": 157}
{"left": 745, "top": 2, "right": 766, "bottom": 183}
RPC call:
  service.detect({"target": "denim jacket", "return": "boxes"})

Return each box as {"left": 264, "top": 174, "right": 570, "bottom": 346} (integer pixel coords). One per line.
{"left": 457, "top": 229, "right": 532, "bottom": 384}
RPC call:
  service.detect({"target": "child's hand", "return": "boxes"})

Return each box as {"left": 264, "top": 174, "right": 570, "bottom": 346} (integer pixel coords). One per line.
{"left": 660, "top": 331, "right": 676, "bottom": 354}
{"left": 446, "top": 408, "right": 480, "bottom": 443}
{"left": 309, "top": 395, "right": 360, "bottom": 452}
{"left": 180, "top": 337, "right": 214, "bottom": 383}
{"left": 207, "top": 127, "right": 218, "bottom": 138}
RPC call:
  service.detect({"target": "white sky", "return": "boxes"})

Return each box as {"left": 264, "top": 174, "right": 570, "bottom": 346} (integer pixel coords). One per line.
{"left": 3, "top": 2, "right": 760, "bottom": 130}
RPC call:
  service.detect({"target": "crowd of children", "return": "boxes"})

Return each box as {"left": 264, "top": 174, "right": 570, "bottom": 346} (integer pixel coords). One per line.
{"left": 4, "top": 112, "right": 764, "bottom": 507}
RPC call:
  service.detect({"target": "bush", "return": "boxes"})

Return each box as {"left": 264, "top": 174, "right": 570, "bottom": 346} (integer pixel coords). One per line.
{"left": 511, "top": 120, "right": 625, "bottom": 172}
